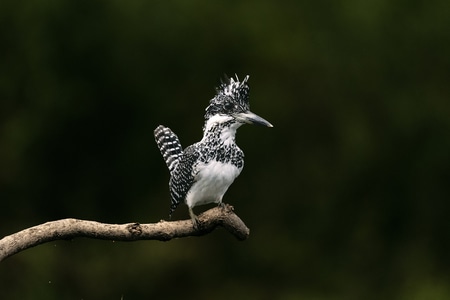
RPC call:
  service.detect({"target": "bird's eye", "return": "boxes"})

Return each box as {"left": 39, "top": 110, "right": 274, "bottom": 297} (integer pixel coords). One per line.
{"left": 224, "top": 102, "right": 234, "bottom": 110}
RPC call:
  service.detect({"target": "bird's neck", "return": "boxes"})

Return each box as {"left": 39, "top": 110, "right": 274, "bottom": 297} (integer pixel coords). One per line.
{"left": 202, "top": 115, "right": 242, "bottom": 145}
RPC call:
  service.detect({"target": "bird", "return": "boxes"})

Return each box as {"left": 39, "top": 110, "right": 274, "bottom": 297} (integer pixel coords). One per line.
{"left": 154, "top": 74, "right": 273, "bottom": 228}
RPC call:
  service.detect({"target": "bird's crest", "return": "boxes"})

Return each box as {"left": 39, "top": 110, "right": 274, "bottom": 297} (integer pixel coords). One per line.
{"left": 205, "top": 74, "right": 250, "bottom": 120}
{"left": 217, "top": 74, "right": 250, "bottom": 102}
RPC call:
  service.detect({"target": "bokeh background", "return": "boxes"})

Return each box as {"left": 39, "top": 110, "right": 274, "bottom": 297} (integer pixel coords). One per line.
{"left": 1, "top": 0, "right": 449, "bottom": 299}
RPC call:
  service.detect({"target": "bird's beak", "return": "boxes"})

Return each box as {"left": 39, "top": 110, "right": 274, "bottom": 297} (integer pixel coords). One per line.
{"left": 234, "top": 111, "right": 273, "bottom": 127}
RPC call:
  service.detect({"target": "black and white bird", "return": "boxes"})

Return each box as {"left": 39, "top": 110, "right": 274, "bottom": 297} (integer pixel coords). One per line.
{"left": 154, "top": 75, "right": 272, "bottom": 228}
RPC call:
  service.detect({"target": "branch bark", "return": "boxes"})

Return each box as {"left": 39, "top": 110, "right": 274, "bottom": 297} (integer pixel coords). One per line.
{"left": 0, "top": 204, "right": 249, "bottom": 262}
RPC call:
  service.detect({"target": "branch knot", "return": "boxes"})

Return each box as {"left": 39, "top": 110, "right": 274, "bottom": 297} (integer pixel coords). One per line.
{"left": 127, "top": 223, "right": 143, "bottom": 236}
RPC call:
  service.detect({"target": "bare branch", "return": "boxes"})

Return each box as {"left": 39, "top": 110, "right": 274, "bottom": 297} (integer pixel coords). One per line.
{"left": 0, "top": 204, "right": 249, "bottom": 262}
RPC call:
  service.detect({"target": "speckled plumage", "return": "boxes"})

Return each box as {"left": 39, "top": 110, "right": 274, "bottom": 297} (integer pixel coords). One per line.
{"left": 154, "top": 75, "right": 272, "bottom": 227}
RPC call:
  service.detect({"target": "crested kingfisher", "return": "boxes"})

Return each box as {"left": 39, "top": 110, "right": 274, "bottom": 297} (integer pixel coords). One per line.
{"left": 154, "top": 75, "right": 272, "bottom": 228}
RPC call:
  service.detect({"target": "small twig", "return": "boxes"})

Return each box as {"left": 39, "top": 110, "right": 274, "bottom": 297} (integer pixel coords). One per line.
{"left": 0, "top": 204, "right": 249, "bottom": 262}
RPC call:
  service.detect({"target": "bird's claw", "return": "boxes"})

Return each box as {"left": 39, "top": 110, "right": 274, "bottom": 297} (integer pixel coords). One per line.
{"left": 189, "top": 208, "right": 201, "bottom": 230}
{"left": 192, "top": 217, "right": 200, "bottom": 230}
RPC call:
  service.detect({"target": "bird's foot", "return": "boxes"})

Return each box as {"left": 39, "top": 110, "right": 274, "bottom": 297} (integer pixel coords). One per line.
{"left": 191, "top": 216, "right": 200, "bottom": 230}
{"left": 218, "top": 202, "right": 233, "bottom": 212}
{"left": 189, "top": 208, "right": 200, "bottom": 230}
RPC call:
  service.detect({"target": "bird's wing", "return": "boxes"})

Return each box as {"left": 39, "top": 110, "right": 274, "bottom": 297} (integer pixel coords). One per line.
{"left": 168, "top": 144, "right": 200, "bottom": 217}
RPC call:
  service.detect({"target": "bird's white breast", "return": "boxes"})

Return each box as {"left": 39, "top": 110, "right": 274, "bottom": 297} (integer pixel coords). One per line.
{"left": 185, "top": 160, "right": 242, "bottom": 208}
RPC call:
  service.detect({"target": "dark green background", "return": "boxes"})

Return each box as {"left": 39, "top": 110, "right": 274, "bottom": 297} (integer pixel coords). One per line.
{"left": 1, "top": 0, "right": 449, "bottom": 299}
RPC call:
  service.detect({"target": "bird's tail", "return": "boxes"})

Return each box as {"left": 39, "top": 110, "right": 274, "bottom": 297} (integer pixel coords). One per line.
{"left": 154, "top": 125, "right": 183, "bottom": 174}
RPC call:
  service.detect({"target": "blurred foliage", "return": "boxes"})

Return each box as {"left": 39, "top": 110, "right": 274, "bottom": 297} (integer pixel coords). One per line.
{"left": 1, "top": 0, "right": 449, "bottom": 299}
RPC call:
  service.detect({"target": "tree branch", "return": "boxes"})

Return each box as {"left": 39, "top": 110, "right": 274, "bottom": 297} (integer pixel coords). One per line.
{"left": 0, "top": 204, "right": 249, "bottom": 262}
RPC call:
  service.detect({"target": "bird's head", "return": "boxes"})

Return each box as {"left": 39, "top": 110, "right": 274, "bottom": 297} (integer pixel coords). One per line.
{"left": 204, "top": 75, "right": 273, "bottom": 128}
